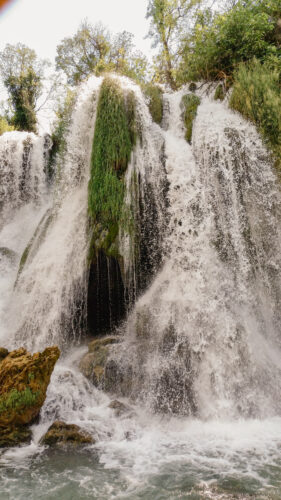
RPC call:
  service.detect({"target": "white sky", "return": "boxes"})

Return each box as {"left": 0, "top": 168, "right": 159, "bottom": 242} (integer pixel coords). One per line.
{"left": 0, "top": 0, "right": 153, "bottom": 62}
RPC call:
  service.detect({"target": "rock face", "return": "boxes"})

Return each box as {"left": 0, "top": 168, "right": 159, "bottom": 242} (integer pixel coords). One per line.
{"left": 40, "top": 421, "right": 94, "bottom": 447}
{"left": 79, "top": 336, "right": 119, "bottom": 388}
{"left": 0, "top": 346, "right": 60, "bottom": 447}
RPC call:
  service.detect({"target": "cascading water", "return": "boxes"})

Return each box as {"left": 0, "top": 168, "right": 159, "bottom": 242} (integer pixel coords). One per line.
{"left": 109, "top": 90, "right": 281, "bottom": 420}
{"left": 1, "top": 78, "right": 281, "bottom": 499}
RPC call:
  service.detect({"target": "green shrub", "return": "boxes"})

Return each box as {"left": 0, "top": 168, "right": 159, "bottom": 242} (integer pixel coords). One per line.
{"left": 180, "top": 0, "right": 278, "bottom": 83}
{"left": 181, "top": 94, "right": 201, "bottom": 144}
{"left": 142, "top": 83, "right": 163, "bottom": 124}
{"left": 230, "top": 58, "right": 281, "bottom": 167}
{"left": 88, "top": 77, "right": 136, "bottom": 231}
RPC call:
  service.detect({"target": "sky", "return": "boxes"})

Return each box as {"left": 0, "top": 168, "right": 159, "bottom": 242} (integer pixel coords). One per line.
{"left": 0, "top": 0, "right": 153, "bottom": 63}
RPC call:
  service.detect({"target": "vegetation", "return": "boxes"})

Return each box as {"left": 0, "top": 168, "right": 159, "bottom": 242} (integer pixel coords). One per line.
{"left": 48, "top": 88, "right": 76, "bottom": 176}
{"left": 181, "top": 94, "right": 201, "bottom": 143}
{"left": 179, "top": 0, "right": 280, "bottom": 83}
{"left": 230, "top": 57, "right": 281, "bottom": 167}
{"left": 88, "top": 77, "right": 136, "bottom": 236}
{"left": 146, "top": 0, "right": 202, "bottom": 89}
{"left": 0, "top": 116, "right": 14, "bottom": 135}
{"left": 56, "top": 21, "right": 148, "bottom": 85}
{"left": 0, "top": 44, "right": 48, "bottom": 132}
{"left": 0, "top": 387, "right": 39, "bottom": 414}
{"left": 142, "top": 83, "right": 163, "bottom": 124}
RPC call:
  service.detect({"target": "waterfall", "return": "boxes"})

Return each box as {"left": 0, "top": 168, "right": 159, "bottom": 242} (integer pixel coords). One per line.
{"left": 107, "top": 90, "right": 281, "bottom": 419}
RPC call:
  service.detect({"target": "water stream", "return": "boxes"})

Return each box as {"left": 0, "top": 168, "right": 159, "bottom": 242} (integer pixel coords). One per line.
{"left": 1, "top": 77, "right": 281, "bottom": 499}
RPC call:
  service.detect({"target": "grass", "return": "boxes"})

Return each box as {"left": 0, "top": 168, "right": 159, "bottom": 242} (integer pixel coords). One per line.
{"left": 0, "top": 116, "right": 14, "bottom": 135}
{"left": 181, "top": 94, "right": 201, "bottom": 144}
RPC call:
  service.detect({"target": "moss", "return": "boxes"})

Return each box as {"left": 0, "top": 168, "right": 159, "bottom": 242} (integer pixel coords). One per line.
{"left": 0, "top": 388, "right": 40, "bottom": 415}
{"left": 214, "top": 84, "right": 225, "bottom": 101}
{"left": 142, "top": 83, "right": 163, "bottom": 124}
{"left": 88, "top": 77, "right": 135, "bottom": 229}
{"left": 181, "top": 94, "right": 201, "bottom": 144}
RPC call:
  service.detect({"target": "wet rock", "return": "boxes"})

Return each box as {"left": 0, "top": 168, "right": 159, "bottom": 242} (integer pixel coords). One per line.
{"left": 79, "top": 336, "right": 119, "bottom": 387}
{"left": 0, "top": 347, "right": 9, "bottom": 362}
{"left": 40, "top": 421, "right": 94, "bottom": 447}
{"left": 0, "top": 346, "right": 60, "bottom": 428}
{"left": 108, "top": 399, "right": 133, "bottom": 417}
{"left": 0, "top": 425, "right": 32, "bottom": 448}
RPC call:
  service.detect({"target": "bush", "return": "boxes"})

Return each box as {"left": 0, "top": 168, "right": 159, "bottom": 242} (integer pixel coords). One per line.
{"left": 181, "top": 94, "right": 201, "bottom": 144}
{"left": 230, "top": 58, "right": 281, "bottom": 166}
{"left": 180, "top": 0, "right": 278, "bottom": 82}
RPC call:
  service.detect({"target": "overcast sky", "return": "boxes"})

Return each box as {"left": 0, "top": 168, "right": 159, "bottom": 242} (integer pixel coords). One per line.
{"left": 0, "top": 0, "right": 153, "bottom": 62}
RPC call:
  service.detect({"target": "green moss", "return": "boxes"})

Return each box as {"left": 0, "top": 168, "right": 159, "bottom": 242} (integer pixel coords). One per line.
{"left": 142, "top": 83, "right": 163, "bottom": 124}
{"left": 181, "top": 94, "right": 201, "bottom": 144}
{"left": 214, "top": 84, "right": 225, "bottom": 101}
{"left": 0, "top": 388, "right": 39, "bottom": 414}
{"left": 88, "top": 77, "right": 135, "bottom": 229}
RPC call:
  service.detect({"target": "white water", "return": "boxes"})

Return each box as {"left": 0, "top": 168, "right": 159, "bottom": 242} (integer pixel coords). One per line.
{"left": 1, "top": 79, "right": 281, "bottom": 499}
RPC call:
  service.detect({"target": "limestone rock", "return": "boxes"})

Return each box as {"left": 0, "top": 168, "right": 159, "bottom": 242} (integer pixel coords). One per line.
{"left": 79, "top": 336, "right": 119, "bottom": 387}
{"left": 0, "top": 346, "right": 60, "bottom": 428}
{"left": 40, "top": 421, "right": 94, "bottom": 447}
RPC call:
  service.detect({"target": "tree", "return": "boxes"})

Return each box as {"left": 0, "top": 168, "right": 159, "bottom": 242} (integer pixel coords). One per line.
{"left": 55, "top": 21, "right": 149, "bottom": 85}
{"left": 0, "top": 43, "right": 47, "bottom": 132}
{"left": 146, "top": 0, "right": 202, "bottom": 89}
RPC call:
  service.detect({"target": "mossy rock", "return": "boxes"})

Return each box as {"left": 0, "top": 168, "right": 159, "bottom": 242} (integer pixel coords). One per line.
{"left": 214, "top": 84, "right": 225, "bottom": 101}
{"left": 0, "top": 425, "right": 31, "bottom": 448}
{"left": 79, "top": 336, "right": 119, "bottom": 387}
{"left": 40, "top": 421, "right": 94, "bottom": 447}
{"left": 142, "top": 83, "right": 163, "bottom": 124}
{"left": 0, "top": 346, "right": 60, "bottom": 427}
{"left": 181, "top": 94, "right": 201, "bottom": 144}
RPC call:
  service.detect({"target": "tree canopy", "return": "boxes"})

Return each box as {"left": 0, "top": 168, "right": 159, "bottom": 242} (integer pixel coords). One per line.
{"left": 55, "top": 21, "right": 149, "bottom": 85}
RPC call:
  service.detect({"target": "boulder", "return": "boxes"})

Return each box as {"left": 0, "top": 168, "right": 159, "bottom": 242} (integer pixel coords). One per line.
{"left": 0, "top": 346, "right": 60, "bottom": 429}
{"left": 40, "top": 421, "right": 94, "bottom": 447}
{"left": 79, "top": 336, "right": 119, "bottom": 387}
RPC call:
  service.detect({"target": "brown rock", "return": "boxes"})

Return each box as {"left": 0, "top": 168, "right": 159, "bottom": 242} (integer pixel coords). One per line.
{"left": 40, "top": 421, "right": 94, "bottom": 447}
{"left": 0, "top": 348, "right": 9, "bottom": 362}
{"left": 0, "top": 346, "right": 60, "bottom": 427}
